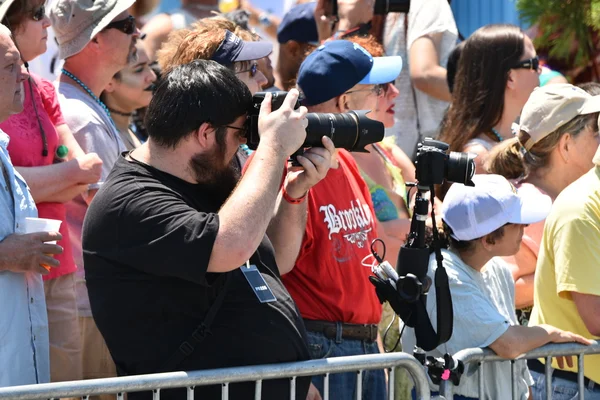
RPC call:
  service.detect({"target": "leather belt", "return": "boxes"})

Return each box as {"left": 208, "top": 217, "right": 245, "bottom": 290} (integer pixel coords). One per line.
{"left": 528, "top": 359, "right": 597, "bottom": 387}
{"left": 303, "top": 319, "right": 378, "bottom": 342}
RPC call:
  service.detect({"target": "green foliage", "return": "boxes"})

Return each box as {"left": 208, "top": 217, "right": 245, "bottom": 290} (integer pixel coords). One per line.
{"left": 517, "top": 0, "right": 600, "bottom": 67}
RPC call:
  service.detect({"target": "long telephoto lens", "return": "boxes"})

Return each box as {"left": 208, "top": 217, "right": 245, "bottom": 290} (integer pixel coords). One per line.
{"left": 446, "top": 151, "right": 476, "bottom": 186}
{"left": 303, "top": 110, "right": 384, "bottom": 152}
{"left": 374, "top": 0, "right": 410, "bottom": 15}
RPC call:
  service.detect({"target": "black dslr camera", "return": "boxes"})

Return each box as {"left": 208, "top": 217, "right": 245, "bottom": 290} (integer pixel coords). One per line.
{"left": 245, "top": 91, "right": 384, "bottom": 152}
{"left": 415, "top": 138, "right": 476, "bottom": 187}
{"left": 370, "top": 138, "right": 475, "bottom": 351}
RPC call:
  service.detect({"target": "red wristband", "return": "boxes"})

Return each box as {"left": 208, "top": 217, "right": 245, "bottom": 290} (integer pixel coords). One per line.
{"left": 282, "top": 187, "right": 307, "bottom": 204}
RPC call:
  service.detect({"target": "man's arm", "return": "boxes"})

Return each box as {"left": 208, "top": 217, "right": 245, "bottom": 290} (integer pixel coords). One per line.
{"left": 208, "top": 91, "right": 312, "bottom": 273}
{"left": 140, "top": 14, "right": 174, "bottom": 62}
{"left": 266, "top": 139, "right": 334, "bottom": 275}
{"left": 572, "top": 292, "right": 600, "bottom": 336}
{"left": 409, "top": 33, "right": 452, "bottom": 102}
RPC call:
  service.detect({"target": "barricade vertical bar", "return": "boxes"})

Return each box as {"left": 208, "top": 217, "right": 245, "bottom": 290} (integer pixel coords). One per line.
{"left": 511, "top": 360, "right": 518, "bottom": 399}
{"left": 578, "top": 354, "right": 585, "bottom": 400}
{"left": 478, "top": 361, "right": 484, "bottom": 398}
{"left": 117, "top": 392, "right": 124, "bottom": 400}
{"left": 254, "top": 380, "right": 262, "bottom": 400}
{"left": 222, "top": 383, "right": 229, "bottom": 400}
{"left": 545, "top": 356, "right": 552, "bottom": 400}
{"left": 324, "top": 373, "right": 330, "bottom": 400}
{"left": 152, "top": 389, "right": 160, "bottom": 400}
{"left": 290, "top": 376, "right": 296, "bottom": 400}
{"left": 440, "top": 380, "right": 452, "bottom": 399}
{"left": 186, "top": 386, "right": 194, "bottom": 400}
{"left": 388, "top": 367, "right": 395, "bottom": 400}
{"left": 356, "top": 370, "right": 363, "bottom": 400}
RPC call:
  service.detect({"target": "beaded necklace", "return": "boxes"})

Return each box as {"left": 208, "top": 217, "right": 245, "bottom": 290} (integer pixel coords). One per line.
{"left": 61, "top": 69, "right": 114, "bottom": 123}
{"left": 490, "top": 127, "right": 503, "bottom": 142}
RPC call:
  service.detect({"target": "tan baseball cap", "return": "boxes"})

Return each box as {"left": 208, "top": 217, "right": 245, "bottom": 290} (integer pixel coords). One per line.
{"left": 519, "top": 84, "right": 600, "bottom": 150}
{"left": 50, "top": 0, "right": 135, "bottom": 60}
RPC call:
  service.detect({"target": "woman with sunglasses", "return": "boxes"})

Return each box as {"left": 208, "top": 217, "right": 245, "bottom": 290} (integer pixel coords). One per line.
{"left": 438, "top": 24, "right": 541, "bottom": 197}
{"left": 0, "top": 0, "right": 103, "bottom": 384}
{"left": 100, "top": 43, "right": 157, "bottom": 150}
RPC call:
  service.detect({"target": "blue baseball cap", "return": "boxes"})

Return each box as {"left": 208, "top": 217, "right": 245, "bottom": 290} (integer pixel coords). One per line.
{"left": 211, "top": 30, "right": 273, "bottom": 67}
{"left": 277, "top": 2, "right": 319, "bottom": 44}
{"left": 297, "top": 40, "right": 402, "bottom": 106}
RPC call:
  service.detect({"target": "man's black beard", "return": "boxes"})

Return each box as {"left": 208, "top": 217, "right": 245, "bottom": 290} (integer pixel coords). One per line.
{"left": 189, "top": 145, "right": 241, "bottom": 206}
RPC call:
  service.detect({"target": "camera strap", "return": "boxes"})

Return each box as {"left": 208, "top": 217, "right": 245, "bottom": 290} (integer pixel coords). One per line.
{"left": 160, "top": 272, "right": 232, "bottom": 372}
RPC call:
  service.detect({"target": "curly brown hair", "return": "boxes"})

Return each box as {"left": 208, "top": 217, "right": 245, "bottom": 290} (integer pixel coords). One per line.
{"left": 157, "top": 16, "right": 257, "bottom": 74}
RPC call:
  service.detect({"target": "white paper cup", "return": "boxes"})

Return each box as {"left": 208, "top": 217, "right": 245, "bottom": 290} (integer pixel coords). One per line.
{"left": 24, "top": 217, "right": 62, "bottom": 244}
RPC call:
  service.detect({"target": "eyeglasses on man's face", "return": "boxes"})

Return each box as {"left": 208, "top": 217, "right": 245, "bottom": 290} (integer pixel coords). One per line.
{"left": 103, "top": 15, "right": 137, "bottom": 35}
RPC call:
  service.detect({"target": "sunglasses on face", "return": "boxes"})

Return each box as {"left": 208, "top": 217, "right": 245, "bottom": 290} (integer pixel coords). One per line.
{"left": 103, "top": 15, "right": 136, "bottom": 35}
{"left": 511, "top": 56, "right": 540, "bottom": 71}
{"left": 31, "top": 4, "right": 45, "bottom": 21}
{"left": 236, "top": 62, "right": 258, "bottom": 78}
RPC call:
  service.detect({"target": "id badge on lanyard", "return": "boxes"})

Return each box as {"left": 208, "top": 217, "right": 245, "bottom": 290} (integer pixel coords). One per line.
{"left": 240, "top": 261, "right": 277, "bottom": 303}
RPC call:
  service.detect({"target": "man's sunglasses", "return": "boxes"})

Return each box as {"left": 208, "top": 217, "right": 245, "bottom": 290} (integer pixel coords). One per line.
{"left": 31, "top": 4, "right": 45, "bottom": 21}
{"left": 236, "top": 62, "right": 258, "bottom": 78}
{"left": 511, "top": 56, "right": 540, "bottom": 71}
{"left": 103, "top": 15, "right": 136, "bottom": 35}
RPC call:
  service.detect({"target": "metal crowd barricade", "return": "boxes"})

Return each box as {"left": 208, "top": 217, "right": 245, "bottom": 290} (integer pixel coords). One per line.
{"left": 438, "top": 341, "right": 600, "bottom": 400}
{"left": 0, "top": 353, "right": 430, "bottom": 400}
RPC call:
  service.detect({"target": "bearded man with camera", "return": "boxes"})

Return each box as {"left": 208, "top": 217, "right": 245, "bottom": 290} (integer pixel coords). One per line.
{"left": 81, "top": 59, "right": 333, "bottom": 400}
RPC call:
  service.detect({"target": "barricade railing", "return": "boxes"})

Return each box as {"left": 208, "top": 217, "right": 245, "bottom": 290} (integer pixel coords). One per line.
{"left": 0, "top": 353, "right": 430, "bottom": 400}
{"left": 437, "top": 341, "right": 600, "bottom": 400}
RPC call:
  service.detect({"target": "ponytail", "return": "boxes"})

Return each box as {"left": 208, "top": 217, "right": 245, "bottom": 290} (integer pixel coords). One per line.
{"left": 485, "top": 137, "right": 526, "bottom": 179}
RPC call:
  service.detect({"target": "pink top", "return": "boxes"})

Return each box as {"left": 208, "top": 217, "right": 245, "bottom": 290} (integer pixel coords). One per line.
{"left": 0, "top": 74, "right": 76, "bottom": 280}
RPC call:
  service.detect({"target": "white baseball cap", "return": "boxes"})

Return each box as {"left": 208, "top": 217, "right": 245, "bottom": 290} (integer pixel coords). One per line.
{"left": 442, "top": 175, "right": 551, "bottom": 241}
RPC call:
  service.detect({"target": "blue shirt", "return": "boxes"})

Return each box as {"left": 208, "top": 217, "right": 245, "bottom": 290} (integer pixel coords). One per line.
{"left": 0, "top": 129, "right": 50, "bottom": 386}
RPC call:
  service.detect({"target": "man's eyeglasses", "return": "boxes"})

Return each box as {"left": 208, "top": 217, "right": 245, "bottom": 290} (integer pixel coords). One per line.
{"left": 103, "top": 15, "right": 136, "bottom": 35}
{"left": 31, "top": 4, "right": 45, "bottom": 21}
{"left": 222, "top": 124, "right": 248, "bottom": 138}
{"left": 511, "top": 56, "right": 540, "bottom": 72}
{"left": 236, "top": 63, "right": 258, "bottom": 78}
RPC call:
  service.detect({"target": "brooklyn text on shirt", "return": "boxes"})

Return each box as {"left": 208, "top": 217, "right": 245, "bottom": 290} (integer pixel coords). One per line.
{"left": 319, "top": 198, "right": 373, "bottom": 248}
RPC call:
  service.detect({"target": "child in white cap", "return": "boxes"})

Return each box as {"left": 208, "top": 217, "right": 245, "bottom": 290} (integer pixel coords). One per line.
{"left": 402, "top": 174, "right": 590, "bottom": 400}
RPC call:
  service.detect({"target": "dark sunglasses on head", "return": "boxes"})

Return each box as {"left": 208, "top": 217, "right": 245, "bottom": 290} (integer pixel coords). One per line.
{"left": 511, "top": 56, "right": 540, "bottom": 71}
{"left": 103, "top": 15, "right": 136, "bottom": 35}
{"left": 236, "top": 62, "right": 258, "bottom": 78}
{"left": 31, "top": 4, "right": 45, "bottom": 21}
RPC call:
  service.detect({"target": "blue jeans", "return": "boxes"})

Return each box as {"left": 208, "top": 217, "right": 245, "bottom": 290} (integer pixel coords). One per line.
{"left": 306, "top": 329, "right": 386, "bottom": 400}
{"left": 530, "top": 370, "right": 600, "bottom": 400}
{"left": 411, "top": 388, "right": 477, "bottom": 400}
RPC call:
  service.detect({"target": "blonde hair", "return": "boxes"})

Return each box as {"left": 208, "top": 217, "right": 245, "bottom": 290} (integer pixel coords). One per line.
{"left": 157, "top": 16, "right": 257, "bottom": 74}
{"left": 486, "top": 113, "right": 598, "bottom": 179}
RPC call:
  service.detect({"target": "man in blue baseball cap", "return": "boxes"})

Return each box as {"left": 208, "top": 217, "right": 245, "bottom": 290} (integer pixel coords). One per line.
{"left": 280, "top": 39, "right": 403, "bottom": 400}
{"left": 276, "top": 2, "right": 319, "bottom": 90}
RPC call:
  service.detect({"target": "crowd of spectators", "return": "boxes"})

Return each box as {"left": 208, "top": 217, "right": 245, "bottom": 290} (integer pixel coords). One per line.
{"left": 0, "top": 0, "right": 599, "bottom": 399}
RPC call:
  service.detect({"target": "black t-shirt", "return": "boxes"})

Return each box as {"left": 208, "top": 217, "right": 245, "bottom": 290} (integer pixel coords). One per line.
{"left": 83, "top": 155, "right": 311, "bottom": 399}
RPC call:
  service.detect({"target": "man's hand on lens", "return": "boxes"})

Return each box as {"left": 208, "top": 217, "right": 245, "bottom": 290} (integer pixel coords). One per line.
{"left": 285, "top": 136, "right": 335, "bottom": 198}
{"left": 257, "top": 89, "right": 308, "bottom": 157}
{"left": 0, "top": 232, "right": 63, "bottom": 275}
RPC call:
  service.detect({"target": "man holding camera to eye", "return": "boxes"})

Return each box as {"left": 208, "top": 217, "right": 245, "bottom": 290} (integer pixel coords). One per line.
{"left": 82, "top": 59, "right": 334, "bottom": 400}
{"left": 276, "top": 40, "right": 402, "bottom": 400}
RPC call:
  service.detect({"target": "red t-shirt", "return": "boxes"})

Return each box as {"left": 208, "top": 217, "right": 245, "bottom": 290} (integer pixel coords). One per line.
{"left": 282, "top": 150, "right": 382, "bottom": 324}
{"left": 0, "top": 74, "right": 76, "bottom": 280}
